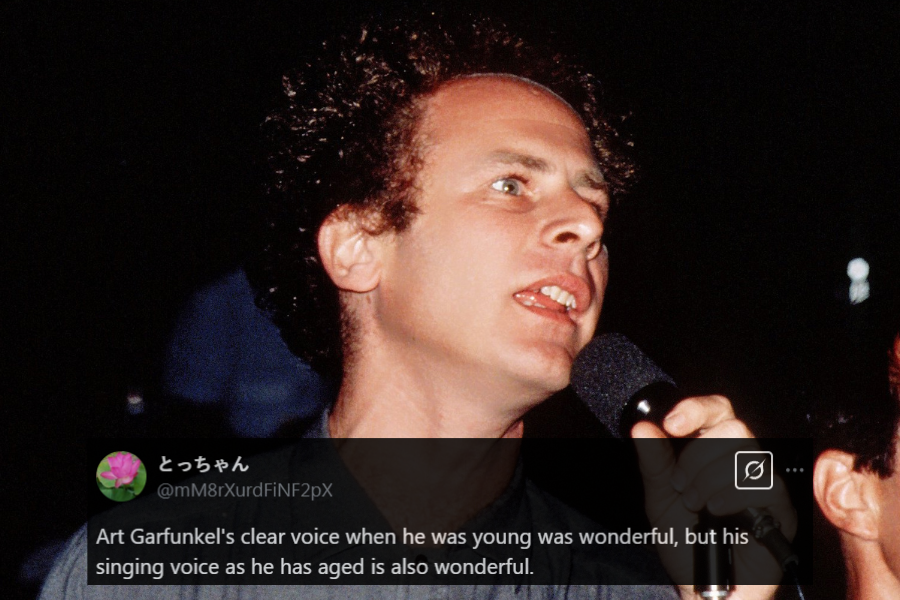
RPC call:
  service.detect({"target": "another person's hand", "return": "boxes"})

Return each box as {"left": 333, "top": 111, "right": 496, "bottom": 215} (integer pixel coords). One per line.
{"left": 631, "top": 395, "right": 797, "bottom": 600}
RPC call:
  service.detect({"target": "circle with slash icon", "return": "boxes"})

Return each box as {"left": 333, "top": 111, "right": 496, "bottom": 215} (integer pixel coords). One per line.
{"left": 734, "top": 451, "right": 773, "bottom": 490}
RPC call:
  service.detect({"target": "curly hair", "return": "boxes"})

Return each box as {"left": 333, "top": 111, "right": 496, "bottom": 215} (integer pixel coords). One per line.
{"left": 815, "top": 333, "right": 900, "bottom": 478}
{"left": 246, "top": 14, "right": 636, "bottom": 379}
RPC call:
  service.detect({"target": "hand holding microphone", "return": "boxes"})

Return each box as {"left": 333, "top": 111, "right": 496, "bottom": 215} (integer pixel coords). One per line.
{"left": 571, "top": 334, "right": 797, "bottom": 600}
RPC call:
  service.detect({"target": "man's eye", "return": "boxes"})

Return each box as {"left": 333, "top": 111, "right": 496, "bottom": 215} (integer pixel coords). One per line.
{"left": 490, "top": 178, "right": 524, "bottom": 196}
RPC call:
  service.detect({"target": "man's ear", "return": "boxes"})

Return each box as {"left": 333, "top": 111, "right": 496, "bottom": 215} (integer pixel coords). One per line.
{"left": 318, "top": 208, "right": 384, "bottom": 293}
{"left": 814, "top": 449, "right": 881, "bottom": 540}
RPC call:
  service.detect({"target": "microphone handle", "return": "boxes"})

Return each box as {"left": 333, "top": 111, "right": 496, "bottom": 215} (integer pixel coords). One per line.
{"left": 694, "top": 509, "right": 731, "bottom": 598}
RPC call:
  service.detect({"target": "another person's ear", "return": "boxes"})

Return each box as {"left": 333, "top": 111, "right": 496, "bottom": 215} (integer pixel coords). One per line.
{"left": 318, "top": 206, "right": 385, "bottom": 293}
{"left": 814, "top": 449, "right": 881, "bottom": 540}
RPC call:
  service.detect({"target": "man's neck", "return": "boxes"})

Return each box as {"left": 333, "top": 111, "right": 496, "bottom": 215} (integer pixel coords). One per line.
{"left": 329, "top": 379, "right": 526, "bottom": 439}
{"left": 329, "top": 349, "right": 536, "bottom": 438}
{"left": 327, "top": 352, "right": 528, "bottom": 535}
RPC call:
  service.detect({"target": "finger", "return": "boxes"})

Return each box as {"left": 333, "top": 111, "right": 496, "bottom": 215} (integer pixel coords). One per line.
{"left": 631, "top": 421, "right": 673, "bottom": 481}
{"left": 663, "top": 395, "right": 735, "bottom": 437}
{"left": 631, "top": 422, "right": 680, "bottom": 516}
{"left": 631, "top": 420, "right": 667, "bottom": 440}
{"left": 698, "top": 417, "right": 754, "bottom": 440}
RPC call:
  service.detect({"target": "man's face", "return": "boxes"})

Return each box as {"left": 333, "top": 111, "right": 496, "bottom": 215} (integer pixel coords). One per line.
{"left": 375, "top": 76, "right": 608, "bottom": 405}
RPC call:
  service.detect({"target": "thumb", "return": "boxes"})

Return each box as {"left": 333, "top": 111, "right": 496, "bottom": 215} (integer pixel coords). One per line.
{"left": 631, "top": 421, "right": 679, "bottom": 518}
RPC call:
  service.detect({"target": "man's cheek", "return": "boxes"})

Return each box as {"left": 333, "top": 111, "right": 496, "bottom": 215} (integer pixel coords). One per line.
{"left": 589, "top": 273, "right": 607, "bottom": 319}
{"left": 585, "top": 245, "right": 609, "bottom": 303}
{"left": 596, "top": 244, "right": 610, "bottom": 290}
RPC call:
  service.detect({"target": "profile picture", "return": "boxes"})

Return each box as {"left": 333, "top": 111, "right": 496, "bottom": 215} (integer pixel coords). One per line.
{"left": 96, "top": 451, "right": 147, "bottom": 502}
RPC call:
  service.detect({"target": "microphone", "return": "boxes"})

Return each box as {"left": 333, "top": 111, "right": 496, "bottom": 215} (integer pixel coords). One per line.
{"left": 571, "top": 333, "right": 729, "bottom": 596}
{"left": 570, "top": 333, "right": 680, "bottom": 440}
{"left": 571, "top": 333, "right": 798, "bottom": 596}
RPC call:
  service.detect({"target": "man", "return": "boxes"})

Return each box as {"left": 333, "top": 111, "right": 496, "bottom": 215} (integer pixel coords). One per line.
{"left": 42, "top": 15, "right": 794, "bottom": 600}
{"left": 814, "top": 333, "right": 900, "bottom": 598}
{"left": 251, "top": 15, "right": 794, "bottom": 597}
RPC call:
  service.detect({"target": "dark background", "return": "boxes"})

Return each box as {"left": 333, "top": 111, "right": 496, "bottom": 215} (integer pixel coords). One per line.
{"left": 4, "top": 1, "right": 898, "bottom": 598}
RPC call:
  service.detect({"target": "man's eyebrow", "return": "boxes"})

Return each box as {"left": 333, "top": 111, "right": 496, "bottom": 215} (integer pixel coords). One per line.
{"left": 487, "top": 151, "right": 552, "bottom": 173}
{"left": 488, "top": 150, "right": 607, "bottom": 191}
{"left": 573, "top": 170, "right": 607, "bottom": 192}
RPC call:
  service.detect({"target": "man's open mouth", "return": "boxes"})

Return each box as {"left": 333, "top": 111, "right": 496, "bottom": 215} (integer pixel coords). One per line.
{"left": 513, "top": 285, "right": 577, "bottom": 313}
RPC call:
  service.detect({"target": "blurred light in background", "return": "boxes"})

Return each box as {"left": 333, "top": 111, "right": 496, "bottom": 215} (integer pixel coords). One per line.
{"left": 126, "top": 388, "right": 145, "bottom": 415}
{"left": 847, "top": 258, "right": 870, "bottom": 305}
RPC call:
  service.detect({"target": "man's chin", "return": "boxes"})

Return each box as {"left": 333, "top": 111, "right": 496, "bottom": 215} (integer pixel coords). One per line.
{"left": 462, "top": 343, "right": 576, "bottom": 404}
{"left": 508, "top": 359, "right": 573, "bottom": 403}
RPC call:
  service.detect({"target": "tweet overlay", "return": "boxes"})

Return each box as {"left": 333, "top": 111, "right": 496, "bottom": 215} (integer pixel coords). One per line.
{"left": 86, "top": 439, "right": 811, "bottom": 586}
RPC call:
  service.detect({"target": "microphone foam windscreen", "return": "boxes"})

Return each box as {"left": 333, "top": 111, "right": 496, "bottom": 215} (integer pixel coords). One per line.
{"left": 571, "top": 333, "right": 675, "bottom": 437}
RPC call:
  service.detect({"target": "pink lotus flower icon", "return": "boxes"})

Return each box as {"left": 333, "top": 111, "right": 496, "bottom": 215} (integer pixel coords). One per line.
{"left": 99, "top": 451, "right": 141, "bottom": 488}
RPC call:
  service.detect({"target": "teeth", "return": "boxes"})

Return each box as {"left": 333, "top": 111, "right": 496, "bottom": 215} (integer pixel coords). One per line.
{"left": 539, "top": 285, "right": 577, "bottom": 311}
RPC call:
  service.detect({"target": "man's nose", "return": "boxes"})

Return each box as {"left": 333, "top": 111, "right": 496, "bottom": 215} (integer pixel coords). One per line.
{"left": 540, "top": 189, "right": 604, "bottom": 258}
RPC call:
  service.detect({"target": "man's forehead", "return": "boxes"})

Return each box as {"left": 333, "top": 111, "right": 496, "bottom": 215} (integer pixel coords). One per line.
{"left": 457, "top": 73, "right": 580, "bottom": 114}
{"left": 413, "top": 75, "right": 605, "bottom": 195}
{"left": 422, "top": 74, "right": 589, "bottom": 133}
